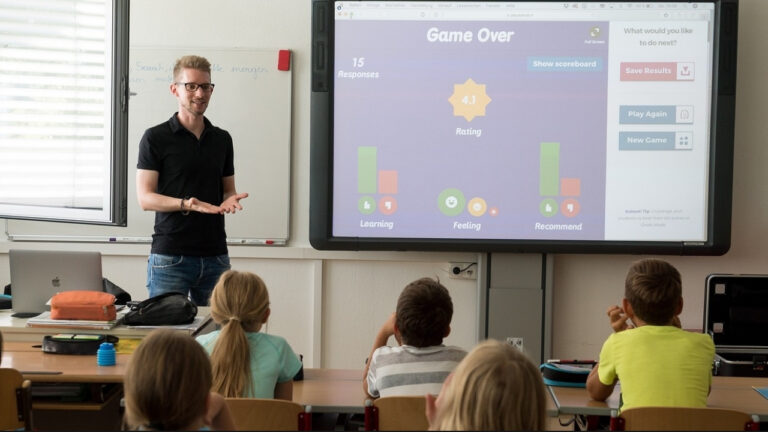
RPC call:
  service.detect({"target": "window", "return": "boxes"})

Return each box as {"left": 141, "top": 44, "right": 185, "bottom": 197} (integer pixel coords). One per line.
{"left": 0, "top": 0, "right": 128, "bottom": 225}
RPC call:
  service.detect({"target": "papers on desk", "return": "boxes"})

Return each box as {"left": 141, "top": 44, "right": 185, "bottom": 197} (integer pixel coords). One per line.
{"left": 122, "top": 315, "right": 210, "bottom": 332}
{"left": 753, "top": 386, "right": 768, "bottom": 400}
{"left": 26, "top": 310, "right": 128, "bottom": 330}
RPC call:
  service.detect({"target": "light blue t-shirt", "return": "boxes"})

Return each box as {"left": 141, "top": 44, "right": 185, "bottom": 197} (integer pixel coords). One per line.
{"left": 197, "top": 331, "right": 302, "bottom": 398}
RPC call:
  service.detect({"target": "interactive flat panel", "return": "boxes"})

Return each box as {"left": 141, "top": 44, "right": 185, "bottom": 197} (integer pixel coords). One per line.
{"left": 311, "top": 0, "right": 737, "bottom": 254}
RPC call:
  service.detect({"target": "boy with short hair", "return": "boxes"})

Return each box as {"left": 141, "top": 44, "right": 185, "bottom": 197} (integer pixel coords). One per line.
{"left": 586, "top": 258, "right": 715, "bottom": 410}
{"left": 363, "top": 277, "right": 467, "bottom": 398}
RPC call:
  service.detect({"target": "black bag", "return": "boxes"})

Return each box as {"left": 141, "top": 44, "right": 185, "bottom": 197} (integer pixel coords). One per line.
{"left": 42, "top": 334, "right": 119, "bottom": 355}
{"left": 102, "top": 278, "right": 131, "bottom": 305}
{"left": 123, "top": 292, "right": 197, "bottom": 326}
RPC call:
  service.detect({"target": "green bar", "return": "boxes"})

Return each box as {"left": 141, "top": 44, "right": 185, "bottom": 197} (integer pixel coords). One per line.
{"left": 358, "top": 147, "right": 377, "bottom": 194}
{"left": 540, "top": 142, "right": 560, "bottom": 196}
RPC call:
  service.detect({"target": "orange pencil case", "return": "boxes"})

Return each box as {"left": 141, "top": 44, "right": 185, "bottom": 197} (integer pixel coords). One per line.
{"left": 50, "top": 291, "right": 117, "bottom": 321}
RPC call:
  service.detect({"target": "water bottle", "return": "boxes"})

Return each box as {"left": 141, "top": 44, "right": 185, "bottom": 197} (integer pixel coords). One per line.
{"left": 97, "top": 342, "right": 116, "bottom": 366}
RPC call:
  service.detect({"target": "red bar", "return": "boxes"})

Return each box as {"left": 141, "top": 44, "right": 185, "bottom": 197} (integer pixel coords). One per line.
{"left": 378, "top": 170, "right": 398, "bottom": 194}
{"left": 561, "top": 178, "right": 581, "bottom": 197}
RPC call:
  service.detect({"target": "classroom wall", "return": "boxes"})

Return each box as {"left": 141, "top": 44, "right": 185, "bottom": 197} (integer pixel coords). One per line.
{"left": 0, "top": 0, "right": 481, "bottom": 369}
{"left": 1, "top": 0, "right": 766, "bottom": 368}
{"left": 552, "top": 0, "right": 768, "bottom": 359}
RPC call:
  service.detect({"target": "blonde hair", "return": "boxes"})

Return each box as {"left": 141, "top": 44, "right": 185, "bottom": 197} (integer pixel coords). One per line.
{"left": 209, "top": 270, "right": 270, "bottom": 397}
{"left": 173, "top": 55, "right": 211, "bottom": 81}
{"left": 124, "top": 330, "right": 211, "bottom": 431}
{"left": 431, "top": 339, "right": 547, "bottom": 431}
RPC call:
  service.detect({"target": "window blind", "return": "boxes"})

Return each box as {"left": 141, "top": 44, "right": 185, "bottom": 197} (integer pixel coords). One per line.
{"left": 0, "top": 0, "right": 127, "bottom": 224}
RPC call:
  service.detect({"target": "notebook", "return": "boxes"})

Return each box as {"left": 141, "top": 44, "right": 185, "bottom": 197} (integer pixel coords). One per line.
{"left": 9, "top": 249, "right": 103, "bottom": 317}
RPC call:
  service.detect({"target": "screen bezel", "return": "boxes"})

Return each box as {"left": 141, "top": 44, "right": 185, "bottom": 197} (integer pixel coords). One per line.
{"left": 310, "top": 0, "right": 737, "bottom": 255}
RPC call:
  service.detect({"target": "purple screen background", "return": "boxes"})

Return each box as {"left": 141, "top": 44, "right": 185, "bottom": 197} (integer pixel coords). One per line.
{"left": 332, "top": 20, "right": 609, "bottom": 239}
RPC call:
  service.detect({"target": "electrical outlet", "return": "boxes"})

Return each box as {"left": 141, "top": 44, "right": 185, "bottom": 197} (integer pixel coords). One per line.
{"left": 506, "top": 337, "right": 524, "bottom": 352}
{"left": 448, "top": 262, "right": 477, "bottom": 280}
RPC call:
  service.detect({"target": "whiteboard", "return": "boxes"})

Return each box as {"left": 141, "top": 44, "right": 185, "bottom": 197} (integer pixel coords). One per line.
{"left": 6, "top": 48, "right": 291, "bottom": 245}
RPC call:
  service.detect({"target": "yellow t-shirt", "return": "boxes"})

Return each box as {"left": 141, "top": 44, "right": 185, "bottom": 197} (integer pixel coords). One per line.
{"left": 598, "top": 325, "right": 714, "bottom": 410}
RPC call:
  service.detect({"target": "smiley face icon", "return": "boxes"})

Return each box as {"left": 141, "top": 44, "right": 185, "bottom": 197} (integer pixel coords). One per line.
{"left": 467, "top": 197, "right": 487, "bottom": 217}
{"left": 438, "top": 188, "right": 465, "bottom": 216}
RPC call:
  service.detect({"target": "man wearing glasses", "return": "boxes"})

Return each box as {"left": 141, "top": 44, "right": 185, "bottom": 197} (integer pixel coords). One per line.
{"left": 136, "top": 55, "right": 248, "bottom": 306}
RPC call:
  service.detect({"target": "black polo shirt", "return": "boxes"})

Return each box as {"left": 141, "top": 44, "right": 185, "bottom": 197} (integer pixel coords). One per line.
{"left": 137, "top": 113, "right": 234, "bottom": 256}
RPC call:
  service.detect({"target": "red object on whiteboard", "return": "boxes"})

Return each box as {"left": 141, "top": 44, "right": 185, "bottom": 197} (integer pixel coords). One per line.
{"left": 278, "top": 50, "right": 291, "bottom": 71}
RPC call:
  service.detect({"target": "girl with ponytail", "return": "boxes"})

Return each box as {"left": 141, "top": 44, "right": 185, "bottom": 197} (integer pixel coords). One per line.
{"left": 196, "top": 270, "right": 302, "bottom": 399}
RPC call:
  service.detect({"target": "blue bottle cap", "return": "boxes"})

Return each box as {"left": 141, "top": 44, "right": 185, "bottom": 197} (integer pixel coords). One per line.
{"left": 97, "top": 342, "right": 116, "bottom": 366}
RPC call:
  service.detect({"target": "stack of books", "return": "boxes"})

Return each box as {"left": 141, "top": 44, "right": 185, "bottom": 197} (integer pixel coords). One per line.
{"left": 26, "top": 310, "right": 127, "bottom": 330}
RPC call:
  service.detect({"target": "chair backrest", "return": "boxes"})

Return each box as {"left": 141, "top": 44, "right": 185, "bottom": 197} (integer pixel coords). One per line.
{"left": 366, "top": 396, "right": 429, "bottom": 431}
{"left": 614, "top": 406, "right": 757, "bottom": 431}
{"left": 0, "top": 368, "right": 32, "bottom": 430}
{"left": 225, "top": 397, "right": 310, "bottom": 431}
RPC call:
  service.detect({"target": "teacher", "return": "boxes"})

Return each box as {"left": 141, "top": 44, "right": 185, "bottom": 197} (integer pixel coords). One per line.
{"left": 136, "top": 55, "right": 248, "bottom": 306}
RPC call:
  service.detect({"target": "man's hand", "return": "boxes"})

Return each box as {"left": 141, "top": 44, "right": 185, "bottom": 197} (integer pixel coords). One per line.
{"left": 219, "top": 192, "right": 249, "bottom": 214}
{"left": 607, "top": 305, "right": 635, "bottom": 332}
{"left": 185, "top": 197, "right": 223, "bottom": 214}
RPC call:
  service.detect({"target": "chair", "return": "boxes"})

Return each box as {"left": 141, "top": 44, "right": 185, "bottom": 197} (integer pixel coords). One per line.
{"left": 224, "top": 398, "right": 311, "bottom": 431}
{"left": 610, "top": 406, "right": 759, "bottom": 431}
{"left": 0, "top": 368, "right": 32, "bottom": 430}
{"left": 364, "top": 396, "right": 429, "bottom": 431}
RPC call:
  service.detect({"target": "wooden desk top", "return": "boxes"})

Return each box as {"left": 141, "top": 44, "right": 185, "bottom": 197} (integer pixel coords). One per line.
{"left": 0, "top": 345, "right": 367, "bottom": 413}
{"left": 1, "top": 342, "right": 128, "bottom": 383}
{"left": 302, "top": 368, "right": 360, "bottom": 381}
{"left": 293, "top": 373, "right": 367, "bottom": 413}
{"left": 548, "top": 376, "right": 768, "bottom": 420}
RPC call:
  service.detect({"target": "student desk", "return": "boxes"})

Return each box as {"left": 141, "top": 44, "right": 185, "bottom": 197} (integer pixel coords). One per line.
{"left": 2, "top": 343, "right": 365, "bottom": 409}
{"left": 548, "top": 376, "right": 768, "bottom": 427}
{"left": 2, "top": 341, "right": 129, "bottom": 382}
{"left": 0, "top": 309, "right": 212, "bottom": 431}
{"left": 1, "top": 342, "right": 367, "bottom": 429}
{"left": 294, "top": 368, "right": 367, "bottom": 413}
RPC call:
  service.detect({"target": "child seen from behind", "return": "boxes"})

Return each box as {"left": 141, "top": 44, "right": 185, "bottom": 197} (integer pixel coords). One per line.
{"left": 586, "top": 258, "right": 715, "bottom": 410}
{"left": 197, "top": 270, "right": 302, "bottom": 399}
{"left": 364, "top": 277, "right": 467, "bottom": 398}
{"left": 425, "top": 338, "right": 547, "bottom": 431}
{"left": 123, "top": 329, "right": 234, "bottom": 431}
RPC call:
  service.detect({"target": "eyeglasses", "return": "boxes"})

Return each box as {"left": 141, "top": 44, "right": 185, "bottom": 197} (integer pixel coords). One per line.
{"left": 175, "top": 82, "right": 215, "bottom": 92}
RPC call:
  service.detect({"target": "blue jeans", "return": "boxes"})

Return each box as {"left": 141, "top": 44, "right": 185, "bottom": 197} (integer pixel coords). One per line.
{"left": 146, "top": 254, "right": 231, "bottom": 306}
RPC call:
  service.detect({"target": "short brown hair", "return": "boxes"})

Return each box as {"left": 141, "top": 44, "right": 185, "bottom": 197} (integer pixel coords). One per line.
{"left": 625, "top": 258, "right": 682, "bottom": 325}
{"left": 124, "top": 330, "right": 212, "bottom": 430}
{"left": 173, "top": 55, "right": 211, "bottom": 81}
{"left": 396, "top": 277, "right": 453, "bottom": 347}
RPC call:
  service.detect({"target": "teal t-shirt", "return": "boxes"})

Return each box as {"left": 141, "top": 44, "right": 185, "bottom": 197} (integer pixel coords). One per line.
{"left": 197, "top": 331, "right": 302, "bottom": 398}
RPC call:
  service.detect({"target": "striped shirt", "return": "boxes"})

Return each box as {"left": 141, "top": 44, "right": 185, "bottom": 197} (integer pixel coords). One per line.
{"left": 366, "top": 345, "right": 467, "bottom": 398}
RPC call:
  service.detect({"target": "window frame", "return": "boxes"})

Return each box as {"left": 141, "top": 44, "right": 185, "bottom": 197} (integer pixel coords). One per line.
{"left": 0, "top": 0, "right": 129, "bottom": 226}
